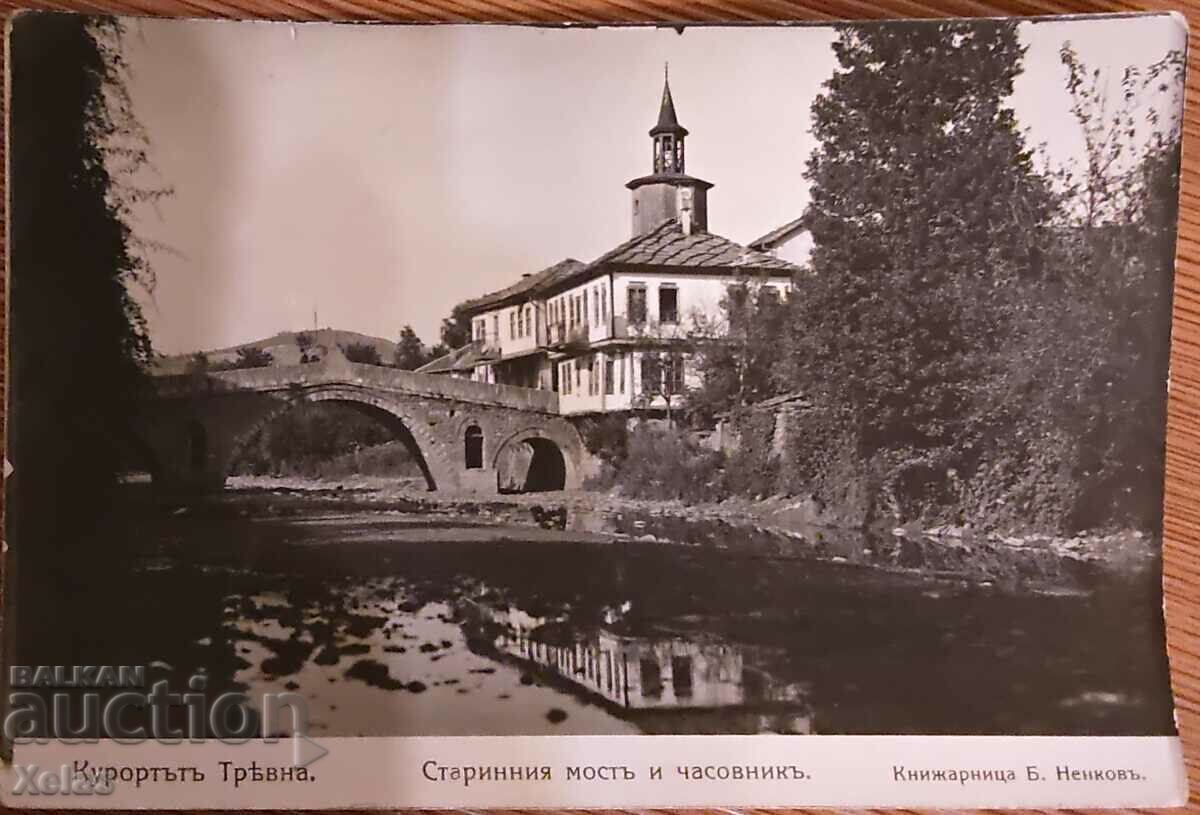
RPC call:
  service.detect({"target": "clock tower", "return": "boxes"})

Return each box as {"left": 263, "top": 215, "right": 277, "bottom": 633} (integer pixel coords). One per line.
{"left": 627, "top": 66, "right": 713, "bottom": 237}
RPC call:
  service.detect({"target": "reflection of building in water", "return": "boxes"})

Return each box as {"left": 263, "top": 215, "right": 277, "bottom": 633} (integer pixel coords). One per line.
{"left": 463, "top": 602, "right": 810, "bottom": 731}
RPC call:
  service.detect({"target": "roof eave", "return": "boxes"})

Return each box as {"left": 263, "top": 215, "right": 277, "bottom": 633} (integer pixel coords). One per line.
{"left": 749, "top": 216, "right": 806, "bottom": 251}
{"left": 625, "top": 174, "right": 714, "bottom": 191}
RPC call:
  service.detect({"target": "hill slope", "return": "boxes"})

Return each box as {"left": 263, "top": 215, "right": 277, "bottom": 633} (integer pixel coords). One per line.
{"left": 153, "top": 328, "right": 397, "bottom": 375}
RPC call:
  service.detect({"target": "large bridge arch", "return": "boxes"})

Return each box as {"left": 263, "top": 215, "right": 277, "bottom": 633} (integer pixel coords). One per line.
{"left": 221, "top": 384, "right": 455, "bottom": 491}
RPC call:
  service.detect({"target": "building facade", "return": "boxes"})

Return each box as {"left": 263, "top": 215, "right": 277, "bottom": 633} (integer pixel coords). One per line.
{"left": 420, "top": 74, "right": 800, "bottom": 417}
{"left": 747, "top": 216, "right": 812, "bottom": 266}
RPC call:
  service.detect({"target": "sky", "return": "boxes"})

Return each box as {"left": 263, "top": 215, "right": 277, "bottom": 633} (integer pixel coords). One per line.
{"left": 118, "top": 14, "right": 1186, "bottom": 355}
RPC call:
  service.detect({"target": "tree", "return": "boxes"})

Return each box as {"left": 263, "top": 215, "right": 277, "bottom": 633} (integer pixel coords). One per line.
{"left": 394, "top": 325, "right": 428, "bottom": 370}
{"left": 342, "top": 342, "right": 383, "bottom": 366}
{"left": 295, "top": 331, "right": 316, "bottom": 363}
{"left": 10, "top": 14, "right": 160, "bottom": 519}
{"left": 783, "top": 20, "right": 1055, "bottom": 522}
{"left": 627, "top": 319, "right": 694, "bottom": 427}
{"left": 8, "top": 14, "right": 164, "bottom": 667}
{"left": 439, "top": 304, "right": 473, "bottom": 350}
{"left": 1042, "top": 44, "right": 1185, "bottom": 529}
{"left": 232, "top": 346, "right": 274, "bottom": 369}
{"left": 690, "top": 276, "right": 789, "bottom": 424}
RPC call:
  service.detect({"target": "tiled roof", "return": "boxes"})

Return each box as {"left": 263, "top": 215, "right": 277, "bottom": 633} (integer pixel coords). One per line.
{"left": 455, "top": 222, "right": 798, "bottom": 317}
{"left": 459, "top": 258, "right": 584, "bottom": 316}
{"left": 749, "top": 216, "right": 805, "bottom": 251}
{"left": 416, "top": 340, "right": 495, "bottom": 374}
{"left": 588, "top": 219, "right": 799, "bottom": 273}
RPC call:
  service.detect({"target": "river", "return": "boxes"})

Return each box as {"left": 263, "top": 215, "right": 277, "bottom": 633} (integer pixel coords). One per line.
{"left": 29, "top": 484, "right": 1177, "bottom": 738}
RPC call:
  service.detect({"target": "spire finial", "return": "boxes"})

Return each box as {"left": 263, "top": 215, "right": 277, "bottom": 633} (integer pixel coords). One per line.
{"left": 650, "top": 66, "right": 686, "bottom": 139}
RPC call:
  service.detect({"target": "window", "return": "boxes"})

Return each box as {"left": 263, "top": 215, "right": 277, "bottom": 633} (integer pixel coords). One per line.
{"left": 464, "top": 425, "right": 483, "bottom": 469}
{"left": 618, "top": 353, "right": 625, "bottom": 393}
{"left": 588, "top": 355, "right": 597, "bottom": 395}
{"left": 666, "top": 354, "right": 685, "bottom": 394}
{"left": 509, "top": 312, "right": 515, "bottom": 339}
{"left": 526, "top": 306, "right": 533, "bottom": 338}
{"left": 640, "top": 354, "right": 658, "bottom": 396}
{"left": 659, "top": 284, "right": 678, "bottom": 324}
{"left": 601, "top": 288, "right": 608, "bottom": 322}
{"left": 671, "top": 656, "right": 693, "bottom": 698}
{"left": 582, "top": 289, "right": 589, "bottom": 328}
{"left": 640, "top": 658, "right": 663, "bottom": 698}
{"left": 628, "top": 284, "right": 647, "bottom": 325}
{"left": 575, "top": 360, "right": 580, "bottom": 390}
{"left": 593, "top": 286, "right": 600, "bottom": 324}
{"left": 604, "top": 356, "right": 614, "bottom": 395}
{"left": 517, "top": 307, "right": 524, "bottom": 338}
{"left": 492, "top": 315, "right": 498, "bottom": 341}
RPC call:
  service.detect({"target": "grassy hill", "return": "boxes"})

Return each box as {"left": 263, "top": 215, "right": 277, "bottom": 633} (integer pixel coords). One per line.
{"left": 152, "top": 328, "right": 397, "bottom": 375}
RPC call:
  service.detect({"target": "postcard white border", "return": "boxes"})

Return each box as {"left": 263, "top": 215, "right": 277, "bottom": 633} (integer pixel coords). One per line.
{"left": 0, "top": 734, "right": 1187, "bottom": 809}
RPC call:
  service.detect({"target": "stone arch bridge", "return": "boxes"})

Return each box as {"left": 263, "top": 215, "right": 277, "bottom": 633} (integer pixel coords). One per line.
{"left": 131, "top": 356, "right": 589, "bottom": 494}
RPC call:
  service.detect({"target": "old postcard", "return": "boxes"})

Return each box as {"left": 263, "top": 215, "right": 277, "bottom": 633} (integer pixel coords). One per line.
{"left": 0, "top": 10, "right": 1189, "bottom": 808}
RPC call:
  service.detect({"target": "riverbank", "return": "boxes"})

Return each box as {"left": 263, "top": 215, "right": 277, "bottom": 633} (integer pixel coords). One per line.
{"left": 218, "top": 475, "right": 1159, "bottom": 589}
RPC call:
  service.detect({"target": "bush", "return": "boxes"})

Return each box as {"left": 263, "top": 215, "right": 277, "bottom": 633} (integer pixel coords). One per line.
{"left": 722, "top": 410, "right": 779, "bottom": 498}
{"left": 342, "top": 342, "right": 384, "bottom": 366}
{"left": 605, "top": 423, "right": 724, "bottom": 504}
{"left": 575, "top": 414, "right": 630, "bottom": 464}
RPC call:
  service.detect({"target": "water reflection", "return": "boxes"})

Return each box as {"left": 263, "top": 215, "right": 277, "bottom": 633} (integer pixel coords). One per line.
{"left": 461, "top": 601, "right": 812, "bottom": 733}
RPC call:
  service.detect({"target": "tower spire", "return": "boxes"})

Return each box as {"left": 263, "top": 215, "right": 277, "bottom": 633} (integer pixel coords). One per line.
{"left": 628, "top": 68, "right": 712, "bottom": 237}
{"left": 649, "top": 66, "right": 687, "bottom": 174}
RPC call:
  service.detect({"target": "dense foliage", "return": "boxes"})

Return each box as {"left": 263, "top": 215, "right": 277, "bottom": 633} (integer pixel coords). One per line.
{"left": 8, "top": 15, "right": 166, "bottom": 667}
{"left": 681, "top": 22, "right": 1183, "bottom": 533}
{"left": 341, "top": 341, "right": 384, "bottom": 366}
{"left": 9, "top": 15, "right": 159, "bottom": 549}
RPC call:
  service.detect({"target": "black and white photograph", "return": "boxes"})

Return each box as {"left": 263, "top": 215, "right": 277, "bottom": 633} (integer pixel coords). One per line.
{"left": 2, "top": 9, "right": 1191, "bottom": 807}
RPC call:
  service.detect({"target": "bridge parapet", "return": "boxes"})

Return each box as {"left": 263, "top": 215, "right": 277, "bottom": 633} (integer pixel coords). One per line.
{"left": 150, "top": 359, "right": 560, "bottom": 414}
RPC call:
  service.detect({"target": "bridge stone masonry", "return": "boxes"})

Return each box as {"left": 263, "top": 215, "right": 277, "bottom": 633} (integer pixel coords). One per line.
{"left": 133, "top": 352, "right": 591, "bottom": 494}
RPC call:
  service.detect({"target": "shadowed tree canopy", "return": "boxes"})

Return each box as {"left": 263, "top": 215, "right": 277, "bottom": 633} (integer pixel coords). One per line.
{"left": 232, "top": 345, "right": 274, "bottom": 369}
{"left": 394, "top": 324, "right": 427, "bottom": 370}
{"left": 439, "top": 304, "right": 473, "bottom": 350}
{"left": 341, "top": 341, "right": 384, "bottom": 366}
{"left": 8, "top": 13, "right": 163, "bottom": 670}
{"left": 780, "top": 20, "right": 1055, "bottom": 516}
{"left": 9, "top": 13, "right": 157, "bottom": 547}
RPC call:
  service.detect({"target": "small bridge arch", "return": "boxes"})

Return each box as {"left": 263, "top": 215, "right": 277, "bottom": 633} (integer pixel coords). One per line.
{"left": 493, "top": 427, "right": 576, "bottom": 493}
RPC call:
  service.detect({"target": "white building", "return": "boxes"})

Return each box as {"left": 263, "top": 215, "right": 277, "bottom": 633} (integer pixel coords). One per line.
{"left": 421, "top": 75, "right": 800, "bottom": 417}
{"left": 748, "top": 217, "right": 812, "bottom": 267}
